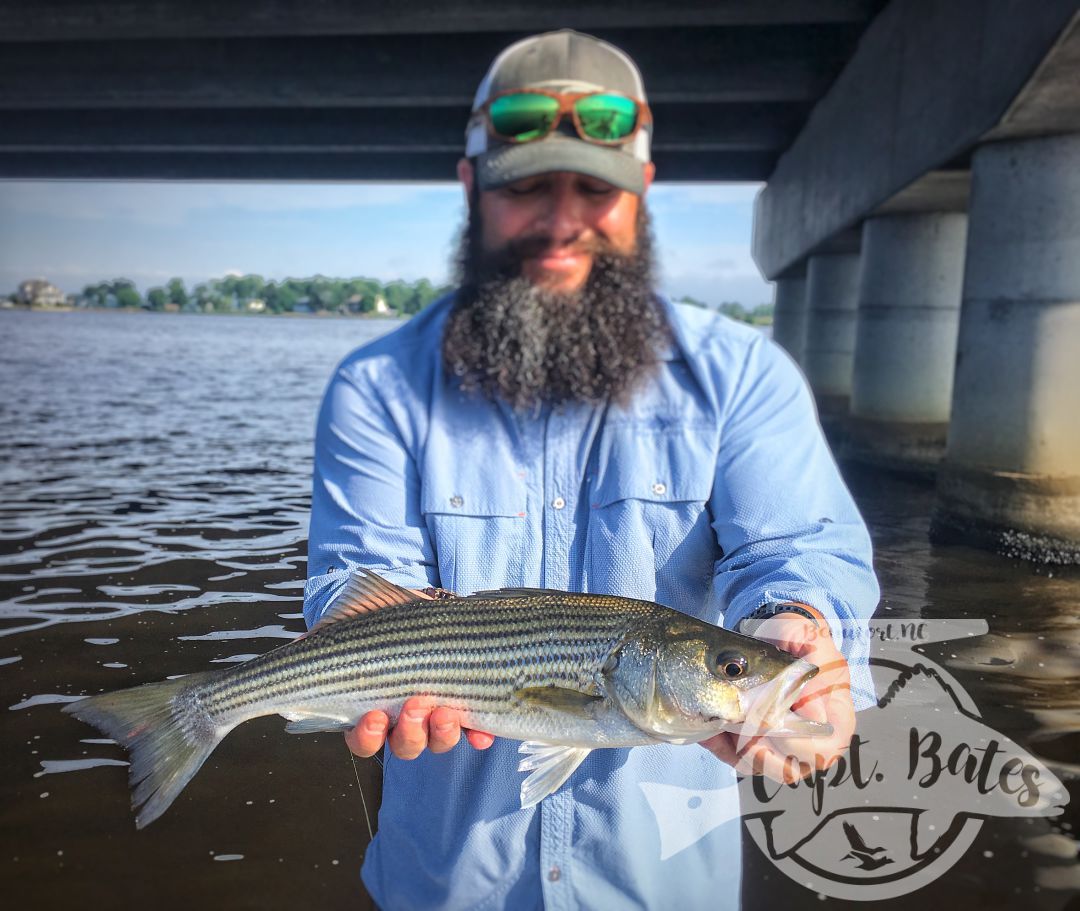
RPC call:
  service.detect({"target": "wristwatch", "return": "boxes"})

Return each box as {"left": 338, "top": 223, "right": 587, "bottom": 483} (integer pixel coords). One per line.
{"left": 738, "top": 601, "right": 829, "bottom": 636}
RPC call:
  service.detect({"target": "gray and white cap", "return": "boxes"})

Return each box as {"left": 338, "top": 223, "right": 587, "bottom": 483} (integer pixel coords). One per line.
{"left": 465, "top": 30, "right": 652, "bottom": 195}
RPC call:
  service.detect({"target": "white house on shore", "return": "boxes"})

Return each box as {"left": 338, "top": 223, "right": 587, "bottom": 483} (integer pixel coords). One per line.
{"left": 17, "top": 279, "right": 66, "bottom": 307}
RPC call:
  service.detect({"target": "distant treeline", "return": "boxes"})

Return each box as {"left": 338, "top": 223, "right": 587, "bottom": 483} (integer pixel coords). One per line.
{"left": 76, "top": 274, "right": 452, "bottom": 316}
{"left": 6, "top": 276, "right": 773, "bottom": 324}
{"left": 675, "top": 296, "right": 773, "bottom": 325}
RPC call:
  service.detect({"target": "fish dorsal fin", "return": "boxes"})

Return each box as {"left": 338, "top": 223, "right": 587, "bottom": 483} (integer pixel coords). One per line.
{"left": 310, "top": 570, "right": 428, "bottom": 632}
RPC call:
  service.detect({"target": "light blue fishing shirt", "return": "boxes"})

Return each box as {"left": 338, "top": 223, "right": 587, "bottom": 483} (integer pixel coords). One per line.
{"left": 304, "top": 295, "right": 879, "bottom": 911}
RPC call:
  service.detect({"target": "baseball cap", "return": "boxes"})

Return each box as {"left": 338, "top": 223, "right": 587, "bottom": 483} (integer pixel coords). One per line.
{"left": 465, "top": 30, "right": 652, "bottom": 195}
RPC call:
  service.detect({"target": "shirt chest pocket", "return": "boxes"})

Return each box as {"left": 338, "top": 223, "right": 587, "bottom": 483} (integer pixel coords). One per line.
{"left": 589, "top": 422, "right": 718, "bottom": 509}
{"left": 419, "top": 467, "right": 528, "bottom": 594}
{"left": 585, "top": 422, "right": 720, "bottom": 604}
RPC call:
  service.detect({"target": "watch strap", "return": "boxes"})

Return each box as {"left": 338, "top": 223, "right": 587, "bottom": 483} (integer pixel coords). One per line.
{"left": 739, "top": 601, "right": 828, "bottom": 636}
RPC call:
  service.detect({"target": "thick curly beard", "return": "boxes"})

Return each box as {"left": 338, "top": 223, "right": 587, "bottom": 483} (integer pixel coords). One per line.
{"left": 441, "top": 202, "right": 671, "bottom": 411}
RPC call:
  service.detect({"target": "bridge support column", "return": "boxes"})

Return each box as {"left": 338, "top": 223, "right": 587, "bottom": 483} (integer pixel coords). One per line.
{"left": 803, "top": 252, "right": 861, "bottom": 415}
{"left": 771, "top": 272, "right": 808, "bottom": 366}
{"left": 848, "top": 213, "right": 968, "bottom": 471}
{"left": 933, "top": 133, "right": 1080, "bottom": 563}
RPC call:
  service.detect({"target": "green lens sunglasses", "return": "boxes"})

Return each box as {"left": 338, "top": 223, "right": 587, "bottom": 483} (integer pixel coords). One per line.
{"left": 480, "top": 89, "right": 652, "bottom": 146}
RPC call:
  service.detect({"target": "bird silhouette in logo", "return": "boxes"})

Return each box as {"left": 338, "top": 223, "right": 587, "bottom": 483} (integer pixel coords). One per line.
{"left": 841, "top": 821, "right": 894, "bottom": 871}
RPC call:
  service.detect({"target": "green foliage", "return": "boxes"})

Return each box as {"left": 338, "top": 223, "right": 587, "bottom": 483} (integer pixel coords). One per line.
{"left": 748, "top": 303, "right": 774, "bottom": 326}
{"left": 70, "top": 273, "right": 452, "bottom": 317}
{"left": 675, "top": 295, "right": 773, "bottom": 325}
{"left": 80, "top": 278, "right": 143, "bottom": 308}
{"left": 166, "top": 277, "right": 189, "bottom": 309}
{"left": 717, "top": 301, "right": 748, "bottom": 321}
{"left": 114, "top": 285, "right": 143, "bottom": 308}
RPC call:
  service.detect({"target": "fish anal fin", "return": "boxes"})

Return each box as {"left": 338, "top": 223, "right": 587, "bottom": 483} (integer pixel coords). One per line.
{"left": 311, "top": 570, "right": 429, "bottom": 632}
{"left": 282, "top": 714, "right": 354, "bottom": 735}
{"left": 517, "top": 742, "right": 592, "bottom": 807}
{"left": 513, "top": 686, "right": 602, "bottom": 718}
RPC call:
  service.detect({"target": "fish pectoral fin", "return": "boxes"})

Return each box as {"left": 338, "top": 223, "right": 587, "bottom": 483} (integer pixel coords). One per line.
{"left": 517, "top": 742, "right": 592, "bottom": 808}
{"left": 282, "top": 714, "right": 354, "bottom": 735}
{"left": 513, "top": 686, "right": 603, "bottom": 717}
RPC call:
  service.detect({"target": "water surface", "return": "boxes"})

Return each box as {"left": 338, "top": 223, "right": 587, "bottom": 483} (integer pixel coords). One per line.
{"left": 0, "top": 310, "right": 1076, "bottom": 909}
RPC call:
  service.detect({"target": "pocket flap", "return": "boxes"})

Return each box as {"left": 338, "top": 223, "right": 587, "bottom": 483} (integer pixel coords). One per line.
{"left": 421, "top": 470, "right": 527, "bottom": 518}
{"left": 590, "top": 423, "right": 717, "bottom": 508}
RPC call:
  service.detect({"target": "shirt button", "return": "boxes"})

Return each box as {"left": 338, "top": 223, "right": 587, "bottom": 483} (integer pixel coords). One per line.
{"left": 548, "top": 865, "right": 561, "bottom": 882}
{"left": 652, "top": 482, "right": 667, "bottom": 496}
{"left": 449, "top": 495, "right": 464, "bottom": 508}
{"left": 551, "top": 496, "right": 565, "bottom": 510}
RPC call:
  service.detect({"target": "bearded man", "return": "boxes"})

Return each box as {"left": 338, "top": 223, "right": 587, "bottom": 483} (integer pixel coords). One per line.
{"left": 304, "top": 30, "right": 879, "bottom": 911}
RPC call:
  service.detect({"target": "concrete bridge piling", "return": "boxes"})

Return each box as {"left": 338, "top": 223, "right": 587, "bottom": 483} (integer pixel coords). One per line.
{"left": 931, "top": 133, "right": 1080, "bottom": 563}
{"left": 848, "top": 212, "right": 968, "bottom": 472}
{"left": 803, "top": 252, "right": 862, "bottom": 416}
{"left": 752, "top": 1, "right": 1080, "bottom": 563}
{"left": 770, "top": 273, "right": 808, "bottom": 368}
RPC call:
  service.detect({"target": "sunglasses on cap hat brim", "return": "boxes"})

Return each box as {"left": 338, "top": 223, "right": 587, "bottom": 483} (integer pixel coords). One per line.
{"left": 472, "top": 88, "right": 652, "bottom": 147}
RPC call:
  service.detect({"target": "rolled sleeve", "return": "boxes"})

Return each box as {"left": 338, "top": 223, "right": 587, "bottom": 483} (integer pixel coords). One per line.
{"left": 707, "top": 336, "right": 879, "bottom": 706}
{"left": 304, "top": 364, "right": 437, "bottom": 629}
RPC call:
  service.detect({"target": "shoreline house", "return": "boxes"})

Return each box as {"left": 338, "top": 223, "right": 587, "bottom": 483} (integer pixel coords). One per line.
{"left": 17, "top": 279, "right": 66, "bottom": 308}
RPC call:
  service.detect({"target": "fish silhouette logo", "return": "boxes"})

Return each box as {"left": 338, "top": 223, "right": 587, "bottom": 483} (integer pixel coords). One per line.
{"left": 640, "top": 619, "right": 1069, "bottom": 900}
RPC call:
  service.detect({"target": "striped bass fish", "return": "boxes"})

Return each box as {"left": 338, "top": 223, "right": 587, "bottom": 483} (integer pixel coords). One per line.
{"left": 65, "top": 570, "right": 829, "bottom": 828}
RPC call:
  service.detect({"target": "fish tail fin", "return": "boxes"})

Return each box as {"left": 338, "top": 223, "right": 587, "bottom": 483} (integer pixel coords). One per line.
{"left": 63, "top": 671, "right": 229, "bottom": 828}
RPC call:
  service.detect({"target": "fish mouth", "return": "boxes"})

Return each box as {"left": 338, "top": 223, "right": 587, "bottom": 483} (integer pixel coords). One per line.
{"left": 735, "top": 658, "right": 825, "bottom": 738}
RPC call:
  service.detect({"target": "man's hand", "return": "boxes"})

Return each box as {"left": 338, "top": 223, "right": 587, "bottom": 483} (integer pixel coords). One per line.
{"left": 346, "top": 696, "right": 496, "bottom": 760}
{"left": 342, "top": 585, "right": 495, "bottom": 760}
{"left": 702, "top": 614, "right": 855, "bottom": 784}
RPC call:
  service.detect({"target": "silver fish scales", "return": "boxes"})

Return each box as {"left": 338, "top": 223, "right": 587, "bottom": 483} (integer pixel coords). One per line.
{"left": 65, "top": 570, "right": 827, "bottom": 828}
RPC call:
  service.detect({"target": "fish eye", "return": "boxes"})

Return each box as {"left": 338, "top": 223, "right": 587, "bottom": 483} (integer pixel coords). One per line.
{"left": 715, "top": 652, "right": 748, "bottom": 679}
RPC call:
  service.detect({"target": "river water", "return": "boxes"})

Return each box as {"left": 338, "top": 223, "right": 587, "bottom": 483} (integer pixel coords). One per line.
{"left": 1, "top": 309, "right": 1076, "bottom": 910}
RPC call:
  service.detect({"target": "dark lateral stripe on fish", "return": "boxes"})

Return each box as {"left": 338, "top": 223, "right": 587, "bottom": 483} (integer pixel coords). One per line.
{"left": 203, "top": 652, "right": 605, "bottom": 714}
{"left": 205, "top": 664, "right": 598, "bottom": 712}
{"left": 304, "top": 616, "right": 636, "bottom": 648}
{"left": 199, "top": 615, "right": 629, "bottom": 709}
{"left": 214, "top": 627, "right": 619, "bottom": 682}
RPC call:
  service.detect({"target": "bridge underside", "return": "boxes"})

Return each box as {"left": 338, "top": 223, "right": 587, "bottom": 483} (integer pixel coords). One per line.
{"left": 0, "top": 0, "right": 886, "bottom": 181}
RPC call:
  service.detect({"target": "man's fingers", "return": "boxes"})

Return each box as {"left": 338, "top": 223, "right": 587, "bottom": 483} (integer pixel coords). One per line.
{"left": 427, "top": 707, "right": 462, "bottom": 754}
{"left": 735, "top": 741, "right": 810, "bottom": 784}
{"left": 466, "top": 729, "right": 496, "bottom": 750}
{"left": 700, "top": 731, "right": 741, "bottom": 767}
{"left": 346, "top": 711, "right": 390, "bottom": 758}
{"left": 790, "top": 689, "right": 830, "bottom": 724}
{"left": 349, "top": 699, "right": 496, "bottom": 759}
{"left": 388, "top": 698, "right": 433, "bottom": 760}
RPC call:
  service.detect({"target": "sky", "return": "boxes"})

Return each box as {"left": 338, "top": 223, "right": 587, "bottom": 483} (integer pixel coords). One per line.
{"left": 0, "top": 181, "right": 773, "bottom": 307}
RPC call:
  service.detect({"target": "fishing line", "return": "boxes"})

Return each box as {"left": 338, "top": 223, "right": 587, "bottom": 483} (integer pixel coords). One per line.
{"left": 348, "top": 746, "right": 375, "bottom": 844}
